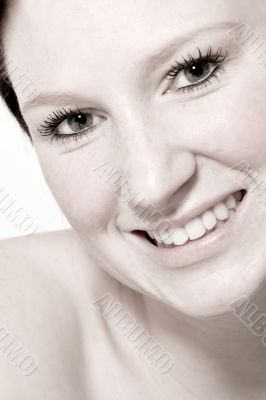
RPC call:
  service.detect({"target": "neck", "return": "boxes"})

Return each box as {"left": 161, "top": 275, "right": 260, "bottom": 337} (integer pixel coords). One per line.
{"left": 142, "top": 283, "right": 266, "bottom": 399}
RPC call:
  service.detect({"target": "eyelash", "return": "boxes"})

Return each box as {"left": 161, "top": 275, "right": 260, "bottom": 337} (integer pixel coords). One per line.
{"left": 164, "top": 46, "right": 228, "bottom": 94}
{"left": 37, "top": 105, "right": 96, "bottom": 144}
{"left": 38, "top": 46, "right": 228, "bottom": 144}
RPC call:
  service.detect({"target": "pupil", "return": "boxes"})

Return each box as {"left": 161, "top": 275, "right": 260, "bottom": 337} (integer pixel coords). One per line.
{"left": 183, "top": 61, "right": 210, "bottom": 84}
{"left": 190, "top": 63, "right": 205, "bottom": 77}
{"left": 68, "top": 114, "right": 91, "bottom": 132}
{"left": 74, "top": 114, "right": 87, "bottom": 126}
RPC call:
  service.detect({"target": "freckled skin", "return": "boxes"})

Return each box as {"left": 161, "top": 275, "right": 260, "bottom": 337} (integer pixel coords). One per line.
{"left": 2, "top": 0, "right": 266, "bottom": 398}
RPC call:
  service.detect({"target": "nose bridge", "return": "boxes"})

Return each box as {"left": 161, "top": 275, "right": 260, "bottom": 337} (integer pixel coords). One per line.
{"left": 117, "top": 113, "right": 196, "bottom": 211}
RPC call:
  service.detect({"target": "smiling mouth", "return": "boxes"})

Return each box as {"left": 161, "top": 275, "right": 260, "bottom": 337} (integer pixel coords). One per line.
{"left": 136, "top": 189, "right": 247, "bottom": 249}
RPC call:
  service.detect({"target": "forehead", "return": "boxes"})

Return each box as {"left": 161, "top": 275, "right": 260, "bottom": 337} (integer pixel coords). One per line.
{"left": 2, "top": 0, "right": 256, "bottom": 108}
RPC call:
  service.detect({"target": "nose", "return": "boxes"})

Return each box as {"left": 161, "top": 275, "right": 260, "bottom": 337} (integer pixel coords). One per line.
{"left": 118, "top": 120, "right": 196, "bottom": 217}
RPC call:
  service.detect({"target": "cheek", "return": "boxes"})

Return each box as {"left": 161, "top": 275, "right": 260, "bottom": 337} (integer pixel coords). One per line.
{"left": 35, "top": 148, "right": 119, "bottom": 234}
{"left": 216, "top": 60, "right": 266, "bottom": 168}
{"left": 219, "top": 82, "right": 266, "bottom": 169}
{"left": 170, "top": 64, "right": 266, "bottom": 170}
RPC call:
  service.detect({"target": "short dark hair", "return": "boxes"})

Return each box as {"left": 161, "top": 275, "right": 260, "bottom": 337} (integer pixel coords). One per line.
{"left": 0, "top": 0, "right": 30, "bottom": 137}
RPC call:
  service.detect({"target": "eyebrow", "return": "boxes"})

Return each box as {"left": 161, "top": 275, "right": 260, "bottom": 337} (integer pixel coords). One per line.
{"left": 22, "top": 20, "right": 239, "bottom": 113}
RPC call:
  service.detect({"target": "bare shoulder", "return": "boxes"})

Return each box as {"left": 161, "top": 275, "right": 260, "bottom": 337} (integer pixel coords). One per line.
{"left": 0, "top": 229, "right": 89, "bottom": 315}
{"left": 0, "top": 230, "right": 94, "bottom": 398}
{"left": 0, "top": 229, "right": 88, "bottom": 283}
{"left": 0, "top": 229, "right": 81, "bottom": 302}
{"left": 0, "top": 228, "right": 117, "bottom": 302}
{"left": 0, "top": 231, "right": 138, "bottom": 398}
{"left": 0, "top": 229, "right": 75, "bottom": 267}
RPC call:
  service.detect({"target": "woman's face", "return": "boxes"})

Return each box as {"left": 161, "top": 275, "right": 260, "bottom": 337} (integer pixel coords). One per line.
{"left": 4, "top": 0, "right": 266, "bottom": 317}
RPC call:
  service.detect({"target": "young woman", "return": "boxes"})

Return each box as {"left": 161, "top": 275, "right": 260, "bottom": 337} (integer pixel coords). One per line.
{"left": 1, "top": 0, "right": 266, "bottom": 398}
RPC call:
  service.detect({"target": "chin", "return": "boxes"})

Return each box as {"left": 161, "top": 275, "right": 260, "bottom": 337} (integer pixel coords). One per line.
{"left": 155, "top": 260, "right": 266, "bottom": 319}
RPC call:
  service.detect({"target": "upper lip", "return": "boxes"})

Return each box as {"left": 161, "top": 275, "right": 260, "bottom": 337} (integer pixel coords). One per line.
{"left": 128, "top": 189, "right": 245, "bottom": 234}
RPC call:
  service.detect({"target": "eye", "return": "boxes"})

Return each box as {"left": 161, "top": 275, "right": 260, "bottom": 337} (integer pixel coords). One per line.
{"left": 173, "top": 61, "right": 217, "bottom": 89}
{"left": 37, "top": 106, "right": 106, "bottom": 144}
{"left": 164, "top": 47, "right": 228, "bottom": 94}
{"left": 57, "top": 112, "right": 97, "bottom": 135}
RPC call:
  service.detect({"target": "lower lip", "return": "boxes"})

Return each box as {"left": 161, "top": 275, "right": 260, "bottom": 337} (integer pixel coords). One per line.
{"left": 127, "top": 192, "right": 249, "bottom": 270}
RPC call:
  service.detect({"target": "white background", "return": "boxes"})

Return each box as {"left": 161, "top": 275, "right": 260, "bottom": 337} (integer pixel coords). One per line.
{"left": 0, "top": 99, "right": 70, "bottom": 239}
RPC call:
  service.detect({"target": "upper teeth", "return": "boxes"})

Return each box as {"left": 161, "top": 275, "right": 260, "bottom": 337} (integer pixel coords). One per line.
{"left": 148, "top": 192, "right": 241, "bottom": 247}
